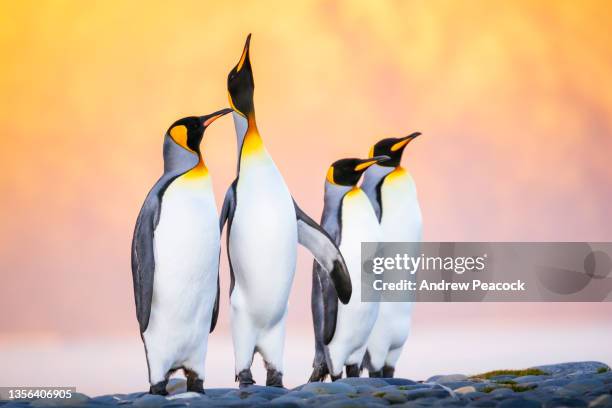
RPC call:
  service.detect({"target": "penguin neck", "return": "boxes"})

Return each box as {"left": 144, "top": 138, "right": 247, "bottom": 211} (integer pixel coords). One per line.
{"left": 162, "top": 135, "right": 200, "bottom": 176}
{"left": 182, "top": 154, "right": 209, "bottom": 180}
{"left": 322, "top": 182, "right": 353, "bottom": 221}
{"left": 361, "top": 164, "right": 396, "bottom": 221}
{"left": 234, "top": 111, "right": 266, "bottom": 171}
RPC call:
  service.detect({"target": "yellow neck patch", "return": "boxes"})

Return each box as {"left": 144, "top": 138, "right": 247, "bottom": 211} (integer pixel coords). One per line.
{"left": 240, "top": 115, "right": 264, "bottom": 158}
{"left": 386, "top": 166, "right": 407, "bottom": 182}
{"left": 182, "top": 156, "right": 209, "bottom": 180}
{"left": 346, "top": 186, "right": 361, "bottom": 198}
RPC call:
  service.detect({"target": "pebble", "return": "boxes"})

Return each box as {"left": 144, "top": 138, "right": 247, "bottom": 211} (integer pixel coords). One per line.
{"left": 589, "top": 394, "right": 612, "bottom": 407}
{"left": 301, "top": 382, "right": 356, "bottom": 394}
{"left": 337, "top": 378, "right": 389, "bottom": 388}
{"left": 543, "top": 397, "right": 588, "bottom": 407}
{"left": 498, "top": 397, "right": 542, "bottom": 408}
{"left": 428, "top": 374, "right": 469, "bottom": 383}
{"left": 454, "top": 386, "right": 477, "bottom": 395}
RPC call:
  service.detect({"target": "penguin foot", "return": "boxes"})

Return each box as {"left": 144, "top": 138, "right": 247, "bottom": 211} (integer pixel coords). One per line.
{"left": 149, "top": 380, "right": 168, "bottom": 395}
{"left": 330, "top": 373, "right": 342, "bottom": 382}
{"left": 369, "top": 369, "right": 383, "bottom": 378}
{"left": 308, "top": 363, "right": 329, "bottom": 382}
{"left": 185, "top": 370, "right": 205, "bottom": 394}
{"left": 266, "top": 368, "right": 284, "bottom": 388}
{"left": 383, "top": 365, "right": 395, "bottom": 378}
{"left": 237, "top": 369, "right": 255, "bottom": 389}
{"left": 346, "top": 364, "right": 360, "bottom": 378}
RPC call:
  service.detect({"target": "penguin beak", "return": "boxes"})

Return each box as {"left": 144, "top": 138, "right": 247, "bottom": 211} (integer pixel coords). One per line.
{"left": 236, "top": 33, "right": 252, "bottom": 73}
{"left": 391, "top": 132, "right": 421, "bottom": 152}
{"left": 354, "top": 155, "right": 390, "bottom": 172}
{"left": 201, "top": 108, "right": 232, "bottom": 128}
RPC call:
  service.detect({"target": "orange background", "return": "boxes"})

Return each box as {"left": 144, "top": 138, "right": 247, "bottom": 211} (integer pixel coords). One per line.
{"left": 1, "top": 0, "right": 611, "bottom": 392}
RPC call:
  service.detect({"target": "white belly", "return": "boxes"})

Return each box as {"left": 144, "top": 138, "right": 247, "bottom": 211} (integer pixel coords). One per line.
{"left": 372, "top": 170, "right": 421, "bottom": 349}
{"left": 229, "top": 156, "right": 297, "bottom": 327}
{"left": 329, "top": 189, "right": 381, "bottom": 357}
{"left": 144, "top": 175, "right": 220, "bottom": 364}
{"left": 380, "top": 171, "right": 422, "bottom": 242}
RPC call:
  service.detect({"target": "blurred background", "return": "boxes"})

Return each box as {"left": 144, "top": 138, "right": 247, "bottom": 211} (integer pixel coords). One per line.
{"left": 1, "top": 0, "right": 611, "bottom": 395}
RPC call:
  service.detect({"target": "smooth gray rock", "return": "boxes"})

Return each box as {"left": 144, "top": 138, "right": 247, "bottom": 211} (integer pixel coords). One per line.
{"left": 543, "top": 397, "right": 587, "bottom": 407}
{"left": 454, "top": 386, "right": 476, "bottom": 395}
{"left": 589, "top": 394, "right": 612, "bottom": 407}
{"left": 498, "top": 398, "right": 542, "bottom": 408}
{"left": 301, "top": 382, "right": 356, "bottom": 395}
{"left": 90, "top": 395, "right": 122, "bottom": 404}
{"left": 336, "top": 378, "right": 389, "bottom": 388}
{"left": 283, "top": 390, "right": 316, "bottom": 399}
{"left": 490, "top": 375, "right": 518, "bottom": 382}
{"left": 384, "top": 378, "right": 417, "bottom": 387}
{"left": 132, "top": 394, "right": 167, "bottom": 407}
{"left": 442, "top": 381, "right": 476, "bottom": 390}
{"left": 428, "top": 374, "right": 469, "bottom": 384}
{"left": 534, "top": 362, "right": 610, "bottom": 377}
{"left": 205, "top": 388, "right": 236, "bottom": 397}
{"left": 514, "top": 375, "right": 549, "bottom": 384}
{"left": 565, "top": 380, "right": 603, "bottom": 394}
{"left": 490, "top": 388, "right": 515, "bottom": 396}
{"left": 402, "top": 388, "right": 451, "bottom": 400}
{"left": 469, "top": 401, "right": 498, "bottom": 407}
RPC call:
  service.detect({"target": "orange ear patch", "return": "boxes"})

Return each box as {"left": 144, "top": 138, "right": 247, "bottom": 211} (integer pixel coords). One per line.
{"left": 326, "top": 166, "right": 335, "bottom": 184}
{"left": 170, "top": 125, "right": 193, "bottom": 152}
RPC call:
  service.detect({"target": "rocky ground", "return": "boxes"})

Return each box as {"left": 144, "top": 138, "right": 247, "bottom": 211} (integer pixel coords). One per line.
{"left": 1, "top": 362, "right": 611, "bottom": 407}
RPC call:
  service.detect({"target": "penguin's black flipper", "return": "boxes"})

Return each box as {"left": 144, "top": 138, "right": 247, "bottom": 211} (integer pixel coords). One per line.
{"left": 220, "top": 179, "right": 237, "bottom": 233}
{"left": 220, "top": 180, "right": 238, "bottom": 296}
{"left": 210, "top": 275, "right": 220, "bottom": 333}
{"left": 294, "top": 201, "right": 352, "bottom": 304}
{"left": 131, "top": 186, "right": 163, "bottom": 334}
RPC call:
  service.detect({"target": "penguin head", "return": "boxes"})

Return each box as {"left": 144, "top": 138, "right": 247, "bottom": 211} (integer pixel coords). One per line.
{"left": 228, "top": 34, "right": 255, "bottom": 117}
{"left": 167, "top": 109, "right": 232, "bottom": 153}
{"left": 326, "top": 156, "right": 390, "bottom": 186}
{"left": 369, "top": 132, "right": 421, "bottom": 167}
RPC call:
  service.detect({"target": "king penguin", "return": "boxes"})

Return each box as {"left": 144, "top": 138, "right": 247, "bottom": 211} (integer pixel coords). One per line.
{"left": 131, "top": 109, "right": 231, "bottom": 395}
{"left": 309, "top": 156, "right": 389, "bottom": 382}
{"left": 361, "top": 132, "right": 422, "bottom": 378}
{"left": 220, "top": 34, "right": 352, "bottom": 388}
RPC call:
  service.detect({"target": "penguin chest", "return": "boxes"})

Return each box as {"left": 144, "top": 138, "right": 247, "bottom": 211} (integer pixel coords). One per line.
{"left": 148, "top": 176, "right": 219, "bottom": 337}
{"left": 229, "top": 158, "right": 297, "bottom": 316}
{"left": 328, "top": 189, "right": 381, "bottom": 355}
{"left": 380, "top": 170, "right": 422, "bottom": 242}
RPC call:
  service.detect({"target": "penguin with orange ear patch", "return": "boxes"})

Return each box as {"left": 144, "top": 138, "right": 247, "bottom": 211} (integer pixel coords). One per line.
{"left": 309, "top": 156, "right": 389, "bottom": 382}
{"left": 131, "top": 109, "right": 231, "bottom": 395}
{"left": 361, "top": 132, "right": 422, "bottom": 378}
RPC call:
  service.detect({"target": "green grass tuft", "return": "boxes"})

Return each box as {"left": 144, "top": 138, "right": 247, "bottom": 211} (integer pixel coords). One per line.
{"left": 373, "top": 391, "right": 386, "bottom": 398}
{"left": 597, "top": 367, "right": 610, "bottom": 374}
{"left": 470, "top": 368, "right": 546, "bottom": 380}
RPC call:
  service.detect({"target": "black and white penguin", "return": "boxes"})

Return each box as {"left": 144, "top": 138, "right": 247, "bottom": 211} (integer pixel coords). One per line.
{"left": 309, "top": 156, "right": 389, "bottom": 382}
{"left": 361, "top": 132, "right": 422, "bottom": 378}
{"left": 131, "top": 109, "right": 231, "bottom": 395}
{"left": 220, "top": 34, "right": 352, "bottom": 388}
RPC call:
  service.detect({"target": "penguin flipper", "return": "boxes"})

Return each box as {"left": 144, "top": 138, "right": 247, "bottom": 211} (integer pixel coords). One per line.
{"left": 210, "top": 274, "right": 220, "bottom": 333}
{"left": 220, "top": 180, "right": 238, "bottom": 296}
{"left": 131, "top": 192, "right": 161, "bottom": 334}
{"left": 220, "top": 179, "right": 237, "bottom": 232}
{"left": 294, "top": 201, "right": 352, "bottom": 304}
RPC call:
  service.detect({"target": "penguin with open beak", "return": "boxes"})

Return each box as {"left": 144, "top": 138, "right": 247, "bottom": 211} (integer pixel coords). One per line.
{"left": 131, "top": 109, "right": 231, "bottom": 395}
{"left": 220, "top": 34, "right": 352, "bottom": 388}
{"left": 361, "top": 132, "right": 423, "bottom": 378}
{"left": 309, "top": 156, "right": 389, "bottom": 382}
